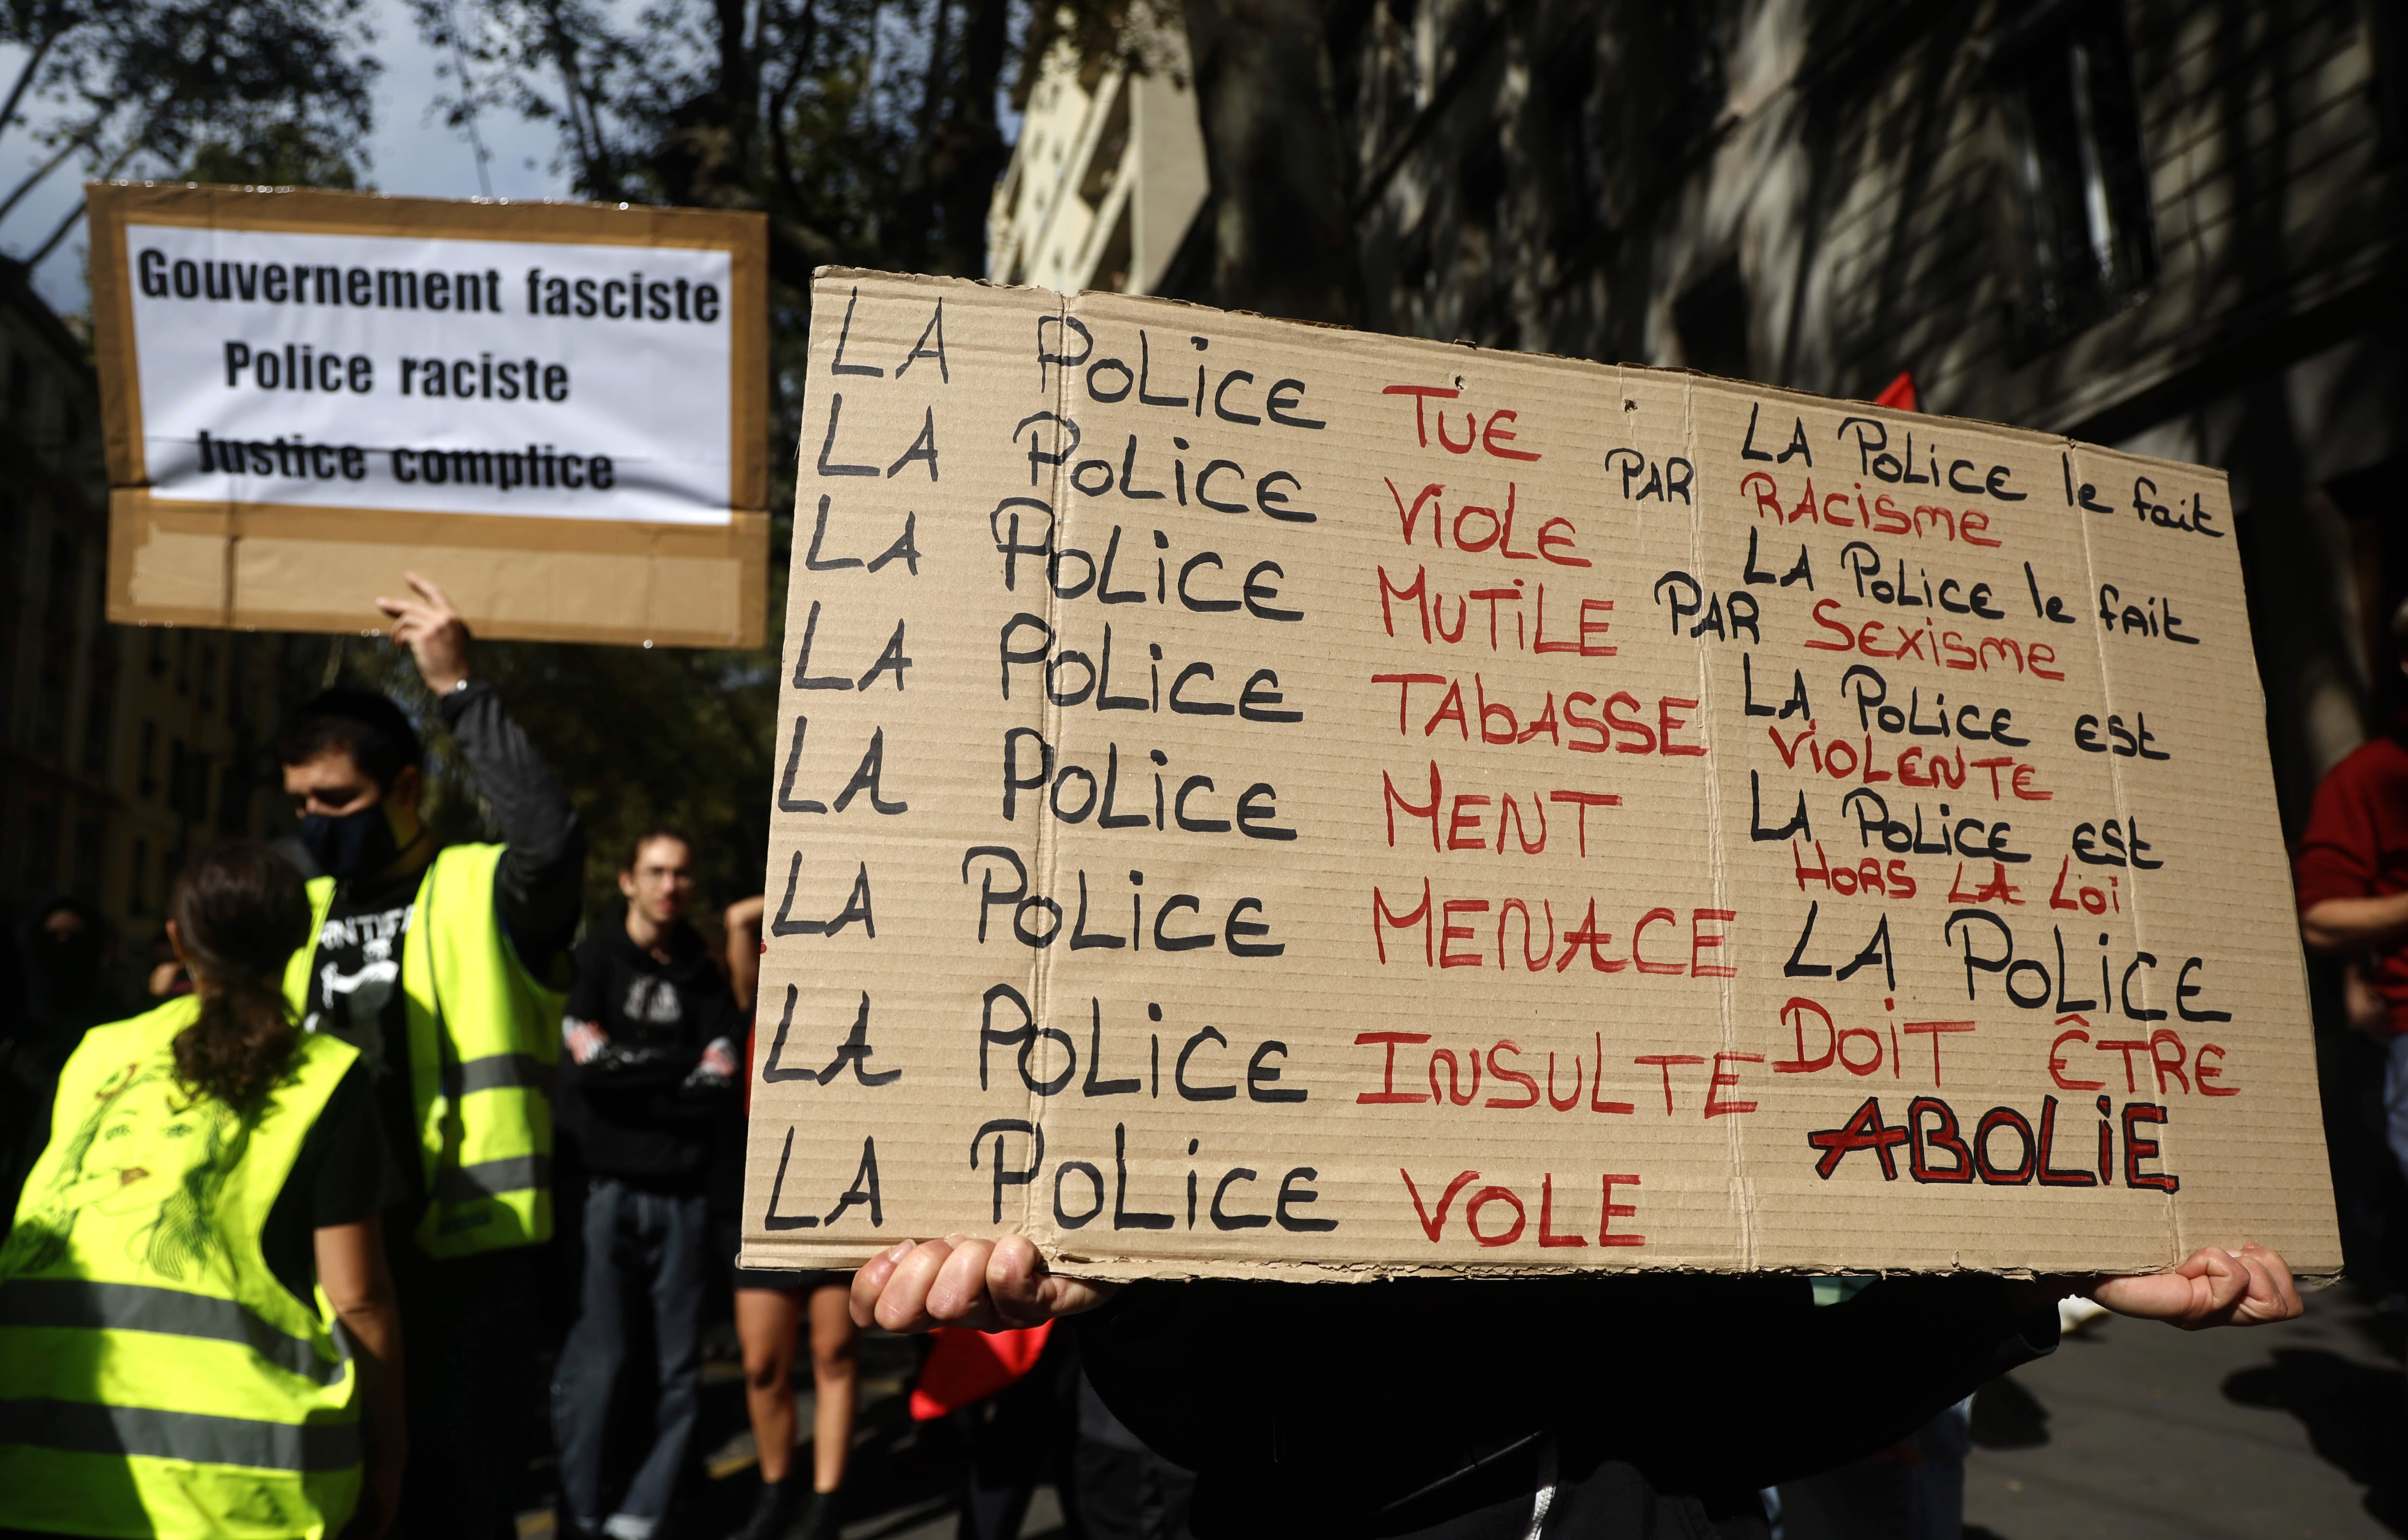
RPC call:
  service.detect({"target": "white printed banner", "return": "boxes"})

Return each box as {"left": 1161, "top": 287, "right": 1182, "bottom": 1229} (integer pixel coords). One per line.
{"left": 126, "top": 224, "right": 734, "bottom": 526}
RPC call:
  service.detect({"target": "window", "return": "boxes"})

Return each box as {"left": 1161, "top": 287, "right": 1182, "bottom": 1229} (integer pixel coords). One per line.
{"left": 224, "top": 636, "right": 252, "bottom": 733}
{"left": 74, "top": 814, "right": 102, "bottom": 896}
{"left": 169, "top": 739, "right": 211, "bottom": 824}
{"left": 129, "top": 838, "right": 149, "bottom": 915}
{"left": 218, "top": 762, "right": 251, "bottom": 835}
{"left": 20, "top": 796, "right": 59, "bottom": 892}
{"left": 37, "top": 530, "right": 76, "bottom": 754}
{"left": 82, "top": 626, "right": 115, "bottom": 774}
{"left": 1994, "top": 0, "right": 2158, "bottom": 349}
{"left": 1674, "top": 257, "right": 1753, "bottom": 380}
{"left": 1089, "top": 203, "right": 1133, "bottom": 295}
{"left": 139, "top": 720, "right": 158, "bottom": 798}
{"left": 1076, "top": 80, "right": 1131, "bottom": 211}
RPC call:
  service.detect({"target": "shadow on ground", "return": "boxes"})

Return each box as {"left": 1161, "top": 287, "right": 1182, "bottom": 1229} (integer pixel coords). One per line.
{"left": 1967, "top": 1376, "right": 2049, "bottom": 1450}
{"left": 2223, "top": 1347, "right": 2408, "bottom": 1536}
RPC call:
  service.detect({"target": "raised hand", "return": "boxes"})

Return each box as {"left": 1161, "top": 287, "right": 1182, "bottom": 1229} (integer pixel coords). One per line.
{"left": 850, "top": 1234, "right": 1121, "bottom": 1333}
{"left": 2089, "top": 1241, "right": 2303, "bottom": 1330}
{"left": 375, "top": 571, "right": 472, "bottom": 693}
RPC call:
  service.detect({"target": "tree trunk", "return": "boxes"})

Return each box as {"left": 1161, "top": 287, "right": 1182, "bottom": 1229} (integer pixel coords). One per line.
{"left": 931, "top": 0, "right": 1012, "bottom": 275}
{"left": 1178, "top": 0, "right": 1360, "bottom": 324}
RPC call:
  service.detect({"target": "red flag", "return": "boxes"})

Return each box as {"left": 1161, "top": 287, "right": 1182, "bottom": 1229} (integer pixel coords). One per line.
{"left": 908, "top": 1321, "right": 1054, "bottom": 1420}
{"left": 1875, "top": 371, "right": 1919, "bottom": 412}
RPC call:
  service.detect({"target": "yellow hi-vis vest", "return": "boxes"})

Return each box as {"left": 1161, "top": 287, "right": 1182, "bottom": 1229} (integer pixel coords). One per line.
{"left": 0, "top": 994, "right": 363, "bottom": 1540}
{"left": 285, "top": 843, "right": 566, "bottom": 1259}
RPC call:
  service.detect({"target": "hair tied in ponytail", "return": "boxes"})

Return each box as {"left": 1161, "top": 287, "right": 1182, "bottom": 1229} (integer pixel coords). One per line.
{"left": 167, "top": 841, "right": 314, "bottom": 1113}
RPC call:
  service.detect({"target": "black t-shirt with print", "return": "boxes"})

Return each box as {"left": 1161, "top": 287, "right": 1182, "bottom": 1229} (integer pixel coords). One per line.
{"left": 301, "top": 870, "right": 423, "bottom": 1205}
{"left": 259, "top": 1056, "right": 411, "bottom": 1306}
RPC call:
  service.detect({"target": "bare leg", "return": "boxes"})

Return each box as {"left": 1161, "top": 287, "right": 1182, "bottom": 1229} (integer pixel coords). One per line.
{"left": 737, "top": 1286, "right": 803, "bottom": 1484}
{"left": 808, "top": 1280, "right": 859, "bottom": 1493}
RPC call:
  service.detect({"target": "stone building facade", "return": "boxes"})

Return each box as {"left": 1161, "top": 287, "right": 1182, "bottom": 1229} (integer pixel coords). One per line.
{"left": 0, "top": 259, "right": 284, "bottom": 973}
{"left": 989, "top": 20, "right": 1211, "bottom": 295}
{"left": 1325, "top": 0, "right": 2405, "bottom": 830}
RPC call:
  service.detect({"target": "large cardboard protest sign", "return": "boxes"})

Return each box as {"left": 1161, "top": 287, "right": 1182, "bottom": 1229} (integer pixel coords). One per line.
{"left": 87, "top": 182, "right": 770, "bottom": 646}
{"left": 741, "top": 270, "right": 2341, "bottom": 1280}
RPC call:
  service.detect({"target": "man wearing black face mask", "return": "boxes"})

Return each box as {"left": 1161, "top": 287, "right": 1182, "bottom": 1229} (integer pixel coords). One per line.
{"left": 276, "top": 572, "right": 586, "bottom": 1540}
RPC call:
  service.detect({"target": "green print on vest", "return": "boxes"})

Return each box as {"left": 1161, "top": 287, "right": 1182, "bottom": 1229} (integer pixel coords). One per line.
{"left": 0, "top": 997, "right": 365, "bottom": 1540}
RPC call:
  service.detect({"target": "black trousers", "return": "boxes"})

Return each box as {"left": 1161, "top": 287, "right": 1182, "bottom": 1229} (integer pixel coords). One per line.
{"left": 392, "top": 1245, "right": 542, "bottom": 1540}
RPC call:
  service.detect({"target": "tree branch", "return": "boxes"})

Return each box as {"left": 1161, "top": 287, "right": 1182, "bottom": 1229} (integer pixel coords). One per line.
{"left": 25, "top": 187, "right": 86, "bottom": 266}
{"left": 0, "top": 120, "right": 101, "bottom": 229}
{"left": 0, "top": 29, "right": 59, "bottom": 148}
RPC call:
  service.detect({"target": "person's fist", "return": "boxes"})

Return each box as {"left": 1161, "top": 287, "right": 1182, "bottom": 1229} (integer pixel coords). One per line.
{"left": 563, "top": 1018, "right": 610, "bottom": 1066}
{"left": 2089, "top": 1241, "right": 2303, "bottom": 1330}
{"left": 375, "top": 571, "right": 472, "bottom": 694}
{"left": 849, "top": 1234, "right": 1120, "bottom": 1333}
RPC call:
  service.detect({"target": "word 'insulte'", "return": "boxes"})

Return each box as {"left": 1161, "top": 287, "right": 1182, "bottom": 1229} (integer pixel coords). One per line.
{"left": 1356, "top": 1031, "right": 1761, "bottom": 1121}
{"left": 192, "top": 430, "right": 616, "bottom": 491}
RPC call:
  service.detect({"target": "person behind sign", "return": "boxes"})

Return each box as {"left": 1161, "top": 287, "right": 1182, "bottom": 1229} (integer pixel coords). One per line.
{"left": 550, "top": 829, "right": 742, "bottom": 1540}
{"left": 276, "top": 573, "right": 585, "bottom": 1539}
{"left": 2297, "top": 597, "right": 2408, "bottom": 1251}
{"left": 720, "top": 893, "right": 861, "bottom": 1540}
{"left": 846, "top": 1236, "right": 2300, "bottom": 1536}
{"left": 0, "top": 841, "right": 408, "bottom": 1540}
{"left": 3, "top": 899, "right": 129, "bottom": 1227}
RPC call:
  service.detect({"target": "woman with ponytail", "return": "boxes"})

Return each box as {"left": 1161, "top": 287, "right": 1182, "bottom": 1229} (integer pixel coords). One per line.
{"left": 0, "top": 842, "right": 410, "bottom": 1540}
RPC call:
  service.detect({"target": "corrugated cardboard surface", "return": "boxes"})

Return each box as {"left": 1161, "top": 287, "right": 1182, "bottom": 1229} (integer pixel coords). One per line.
{"left": 87, "top": 182, "right": 771, "bottom": 646}
{"left": 742, "top": 270, "right": 2342, "bottom": 1280}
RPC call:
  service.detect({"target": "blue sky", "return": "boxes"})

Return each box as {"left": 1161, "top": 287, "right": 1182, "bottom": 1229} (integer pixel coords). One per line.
{"left": 1, "top": 0, "right": 570, "bottom": 316}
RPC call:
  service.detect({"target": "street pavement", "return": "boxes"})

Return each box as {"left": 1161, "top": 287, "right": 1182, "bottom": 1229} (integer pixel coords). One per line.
{"left": 1965, "top": 1284, "right": 2405, "bottom": 1540}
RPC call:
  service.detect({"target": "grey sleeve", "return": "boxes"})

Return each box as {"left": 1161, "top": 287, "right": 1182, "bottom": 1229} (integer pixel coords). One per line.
{"left": 437, "top": 679, "right": 586, "bottom": 969}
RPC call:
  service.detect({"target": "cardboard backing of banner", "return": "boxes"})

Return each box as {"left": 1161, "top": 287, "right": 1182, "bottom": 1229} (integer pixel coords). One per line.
{"left": 739, "top": 269, "right": 2342, "bottom": 1281}
{"left": 87, "top": 182, "right": 771, "bottom": 646}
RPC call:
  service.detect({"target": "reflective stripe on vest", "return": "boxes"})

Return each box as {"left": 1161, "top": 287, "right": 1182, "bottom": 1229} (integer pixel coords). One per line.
{"left": 433, "top": 1154, "right": 551, "bottom": 1205}
{"left": 0, "top": 996, "right": 362, "bottom": 1538}
{"left": 286, "top": 844, "right": 565, "bottom": 1257}
{"left": 0, "top": 1396, "right": 360, "bottom": 1473}
{"left": 0, "top": 1278, "right": 347, "bottom": 1385}
{"left": 443, "top": 1052, "right": 554, "bottom": 1097}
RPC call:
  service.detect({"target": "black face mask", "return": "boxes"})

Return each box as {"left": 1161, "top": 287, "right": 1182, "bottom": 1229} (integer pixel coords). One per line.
{"left": 300, "top": 804, "right": 402, "bottom": 880}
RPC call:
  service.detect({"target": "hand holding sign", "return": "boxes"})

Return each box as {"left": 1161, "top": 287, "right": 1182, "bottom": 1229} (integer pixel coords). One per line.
{"left": 377, "top": 571, "right": 472, "bottom": 694}
{"left": 851, "top": 1234, "right": 1122, "bottom": 1333}
{"left": 2088, "top": 1241, "right": 2302, "bottom": 1330}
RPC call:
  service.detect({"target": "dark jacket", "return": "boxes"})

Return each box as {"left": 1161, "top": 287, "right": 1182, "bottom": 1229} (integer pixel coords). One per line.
{"left": 440, "top": 679, "right": 586, "bottom": 973}
{"left": 559, "top": 914, "right": 739, "bottom": 1190}
{"left": 1075, "top": 1272, "right": 2059, "bottom": 1538}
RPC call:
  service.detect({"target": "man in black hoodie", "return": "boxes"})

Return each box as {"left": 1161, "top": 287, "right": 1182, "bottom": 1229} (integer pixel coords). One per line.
{"left": 553, "top": 829, "right": 742, "bottom": 1540}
